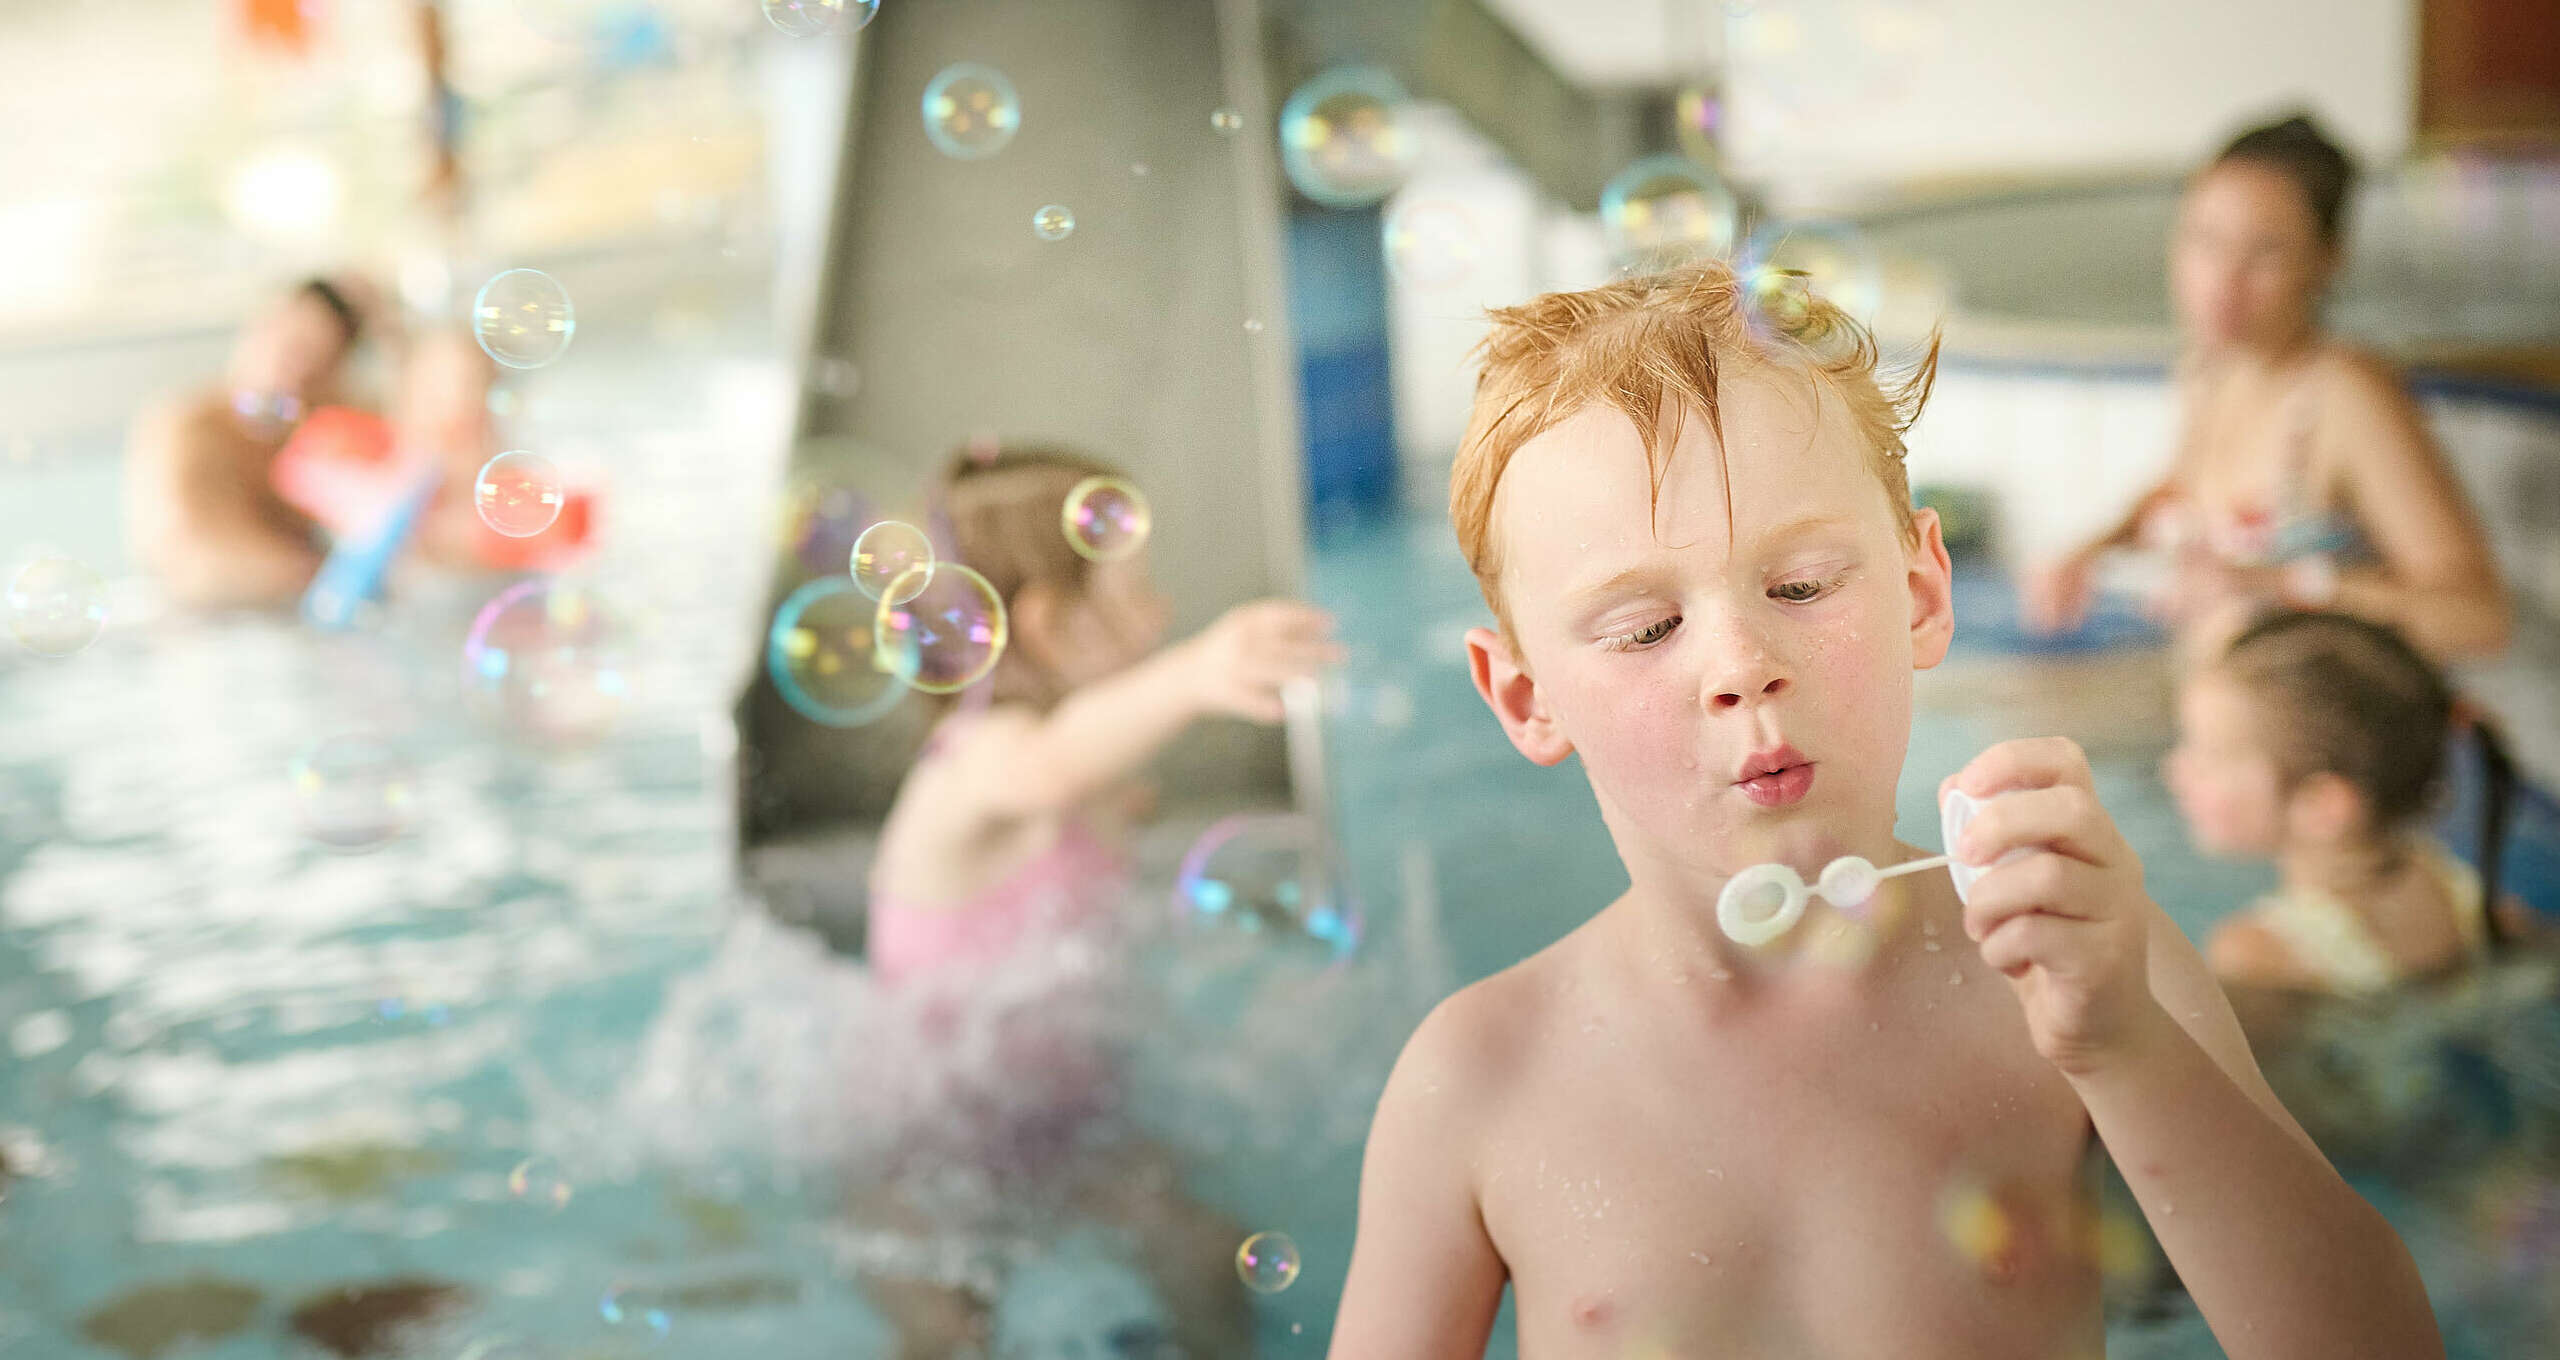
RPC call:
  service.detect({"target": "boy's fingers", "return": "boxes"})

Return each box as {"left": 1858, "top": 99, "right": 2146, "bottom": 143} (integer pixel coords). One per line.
{"left": 1957, "top": 784, "right": 2123, "bottom": 869}
{"left": 1940, "top": 736, "right": 2093, "bottom": 802}
{"left": 1977, "top": 910, "right": 2078, "bottom": 980}
{"left": 1961, "top": 854, "right": 2102, "bottom": 940}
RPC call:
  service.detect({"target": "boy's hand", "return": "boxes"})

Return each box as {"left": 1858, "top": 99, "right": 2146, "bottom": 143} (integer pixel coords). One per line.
{"left": 1941, "top": 738, "right": 2165, "bottom": 1079}
{"left": 1181, "top": 599, "right": 1341, "bottom": 722}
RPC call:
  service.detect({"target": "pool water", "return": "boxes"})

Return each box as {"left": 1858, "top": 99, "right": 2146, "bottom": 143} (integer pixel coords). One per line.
{"left": 3, "top": 343, "right": 2556, "bottom": 1359}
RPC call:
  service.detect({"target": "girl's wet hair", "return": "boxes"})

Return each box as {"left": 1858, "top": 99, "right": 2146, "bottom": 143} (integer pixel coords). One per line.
{"left": 2219, "top": 610, "right": 2517, "bottom": 937}
{"left": 2211, "top": 113, "right": 2359, "bottom": 246}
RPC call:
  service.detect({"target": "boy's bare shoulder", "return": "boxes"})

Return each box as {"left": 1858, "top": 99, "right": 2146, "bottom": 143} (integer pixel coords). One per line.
{"left": 1388, "top": 915, "right": 1604, "bottom": 1110}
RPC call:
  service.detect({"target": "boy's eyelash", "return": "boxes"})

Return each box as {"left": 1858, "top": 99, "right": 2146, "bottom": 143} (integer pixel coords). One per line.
{"left": 1769, "top": 572, "right": 1850, "bottom": 604}
{"left": 1602, "top": 616, "right": 1680, "bottom": 652}
{"left": 1600, "top": 573, "right": 1848, "bottom": 649}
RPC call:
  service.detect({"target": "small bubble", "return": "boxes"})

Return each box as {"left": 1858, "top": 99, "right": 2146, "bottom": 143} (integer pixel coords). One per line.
{"left": 1130, "top": 161, "right": 1150, "bottom": 177}
{"left": 1242, "top": 317, "right": 1264, "bottom": 333}
{"left": 1235, "top": 1231, "right": 1302, "bottom": 1293}
{"left": 1060, "top": 475, "right": 1150, "bottom": 562}
{"left": 5, "top": 555, "right": 107, "bottom": 657}
{"left": 1947, "top": 970, "right": 1963, "bottom": 986}
{"left": 1211, "top": 107, "right": 1243, "bottom": 133}
{"left": 472, "top": 269, "right": 576, "bottom": 370}
{"left": 473, "top": 451, "right": 565, "bottom": 538}
{"left": 922, "top": 62, "right": 1021, "bottom": 159}
{"left": 1032, "top": 204, "right": 1076, "bottom": 241}
{"left": 507, "top": 1156, "right": 573, "bottom": 1210}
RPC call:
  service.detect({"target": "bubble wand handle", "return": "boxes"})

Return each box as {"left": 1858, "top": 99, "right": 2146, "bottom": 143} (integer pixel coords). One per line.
{"left": 1872, "top": 854, "right": 1951, "bottom": 881}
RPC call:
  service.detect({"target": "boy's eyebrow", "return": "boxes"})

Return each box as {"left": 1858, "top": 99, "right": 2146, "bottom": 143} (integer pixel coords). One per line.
{"left": 1747, "top": 512, "right": 1858, "bottom": 551}
{"left": 1562, "top": 564, "right": 1662, "bottom": 611}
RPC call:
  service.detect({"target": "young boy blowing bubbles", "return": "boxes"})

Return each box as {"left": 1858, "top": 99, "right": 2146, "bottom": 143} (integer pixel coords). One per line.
{"left": 1327, "top": 262, "right": 2441, "bottom": 1358}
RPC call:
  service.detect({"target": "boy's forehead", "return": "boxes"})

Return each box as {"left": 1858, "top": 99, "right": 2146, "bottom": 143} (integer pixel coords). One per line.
{"left": 1491, "top": 366, "right": 1868, "bottom": 583}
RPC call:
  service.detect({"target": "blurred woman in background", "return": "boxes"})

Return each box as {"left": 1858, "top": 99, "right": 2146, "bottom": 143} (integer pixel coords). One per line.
{"left": 2025, "top": 115, "right": 2511, "bottom": 664}
{"left": 124, "top": 277, "right": 369, "bottom": 609}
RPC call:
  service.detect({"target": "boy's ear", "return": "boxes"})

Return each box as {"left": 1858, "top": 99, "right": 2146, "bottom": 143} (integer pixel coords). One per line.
{"left": 1467, "top": 625, "right": 1574, "bottom": 766}
{"left": 1905, "top": 506, "right": 1955, "bottom": 671}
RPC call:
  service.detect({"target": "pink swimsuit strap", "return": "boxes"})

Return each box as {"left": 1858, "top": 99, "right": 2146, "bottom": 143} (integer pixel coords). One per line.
{"left": 870, "top": 819, "right": 1129, "bottom": 986}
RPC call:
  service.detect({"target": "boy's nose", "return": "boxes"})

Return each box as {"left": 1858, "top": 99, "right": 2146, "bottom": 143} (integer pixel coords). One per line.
{"left": 1699, "top": 620, "right": 1791, "bottom": 710}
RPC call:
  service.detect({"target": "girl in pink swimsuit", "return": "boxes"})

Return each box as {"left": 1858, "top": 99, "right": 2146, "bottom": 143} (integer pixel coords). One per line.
{"left": 857, "top": 443, "right": 1338, "bottom": 1355}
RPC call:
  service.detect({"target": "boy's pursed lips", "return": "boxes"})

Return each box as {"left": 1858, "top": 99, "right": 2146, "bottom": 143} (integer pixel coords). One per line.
{"left": 1734, "top": 743, "right": 1816, "bottom": 807}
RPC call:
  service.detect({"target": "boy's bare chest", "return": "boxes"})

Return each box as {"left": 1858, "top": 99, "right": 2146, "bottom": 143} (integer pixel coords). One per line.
{"left": 1479, "top": 983, "right": 2101, "bottom": 1358}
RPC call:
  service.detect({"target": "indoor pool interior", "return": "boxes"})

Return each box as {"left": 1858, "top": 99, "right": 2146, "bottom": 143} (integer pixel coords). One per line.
{"left": 6, "top": 0, "right": 2560, "bottom": 1357}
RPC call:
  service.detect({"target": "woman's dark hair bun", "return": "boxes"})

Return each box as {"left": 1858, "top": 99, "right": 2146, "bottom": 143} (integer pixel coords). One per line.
{"left": 2213, "top": 112, "right": 2359, "bottom": 246}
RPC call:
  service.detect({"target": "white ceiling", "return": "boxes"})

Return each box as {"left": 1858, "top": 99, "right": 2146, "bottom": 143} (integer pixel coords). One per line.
{"left": 1478, "top": 0, "right": 1725, "bottom": 89}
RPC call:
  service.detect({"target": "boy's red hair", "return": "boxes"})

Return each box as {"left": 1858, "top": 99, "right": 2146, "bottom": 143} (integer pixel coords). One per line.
{"left": 1450, "top": 258, "right": 1939, "bottom": 642}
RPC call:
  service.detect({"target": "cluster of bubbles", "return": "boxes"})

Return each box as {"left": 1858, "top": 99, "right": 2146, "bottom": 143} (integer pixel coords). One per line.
{"left": 759, "top": 0, "right": 877, "bottom": 38}
{"left": 473, "top": 451, "right": 566, "bottom": 538}
{"left": 770, "top": 477, "right": 1155, "bottom": 728}
{"left": 1279, "top": 68, "right": 1413, "bottom": 209}
{"left": 1234, "top": 1230, "right": 1301, "bottom": 1294}
{"left": 462, "top": 581, "right": 631, "bottom": 748}
{"left": 5, "top": 554, "right": 107, "bottom": 657}
{"left": 472, "top": 269, "right": 576, "bottom": 370}
{"left": 1174, "top": 813, "right": 1361, "bottom": 963}
{"left": 289, "top": 734, "right": 418, "bottom": 851}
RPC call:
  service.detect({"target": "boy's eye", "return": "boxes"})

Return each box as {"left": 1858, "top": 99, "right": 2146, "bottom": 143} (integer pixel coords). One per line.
{"left": 1603, "top": 616, "right": 1680, "bottom": 651}
{"left": 1768, "top": 572, "right": 1847, "bottom": 604}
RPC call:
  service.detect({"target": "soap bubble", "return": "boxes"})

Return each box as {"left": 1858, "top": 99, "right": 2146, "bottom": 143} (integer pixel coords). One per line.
{"left": 1382, "top": 197, "right": 1483, "bottom": 290}
{"left": 768, "top": 577, "right": 915, "bottom": 727}
{"left": 1032, "top": 204, "right": 1076, "bottom": 241}
{"left": 1674, "top": 85, "right": 1723, "bottom": 166}
{"left": 461, "top": 581, "right": 630, "bottom": 747}
{"left": 471, "top": 269, "right": 576, "bottom": 370}
{"left": 229, "top": 388, "right": 307, "bottom": 439}
{"left": 760, "top": 0, "right": 875, "bottom": 36}
{"left": 1060, "top": 476, "right": 1150, "bottom": 563}
{"left": 1242, "top": 318, "right": 1264, "bottom": 334}
{"left": 289, "top": 735, "right": 417, "bottom": 851}
{"left": 1175, "top": 814, "right": 1361, "bottom": 962}
{"left": 506, "top": 1156, "right": 573, "bottom": 1210}
{"left": 5, "top": 554, "right": 106, "bottom": 657}
{"left": 875, "top": 563, "right": 1007, "bottom": 695}
{"left": 850, "top": 520, "right": 934, "bottom": 603}
{"left": 780, "top": 482, "right": 875, "bottom": 576}
{"left": 922, "top": 62, "right": 1020, "bottom": 160}
{"left": 1234, "top": 1231, "right": 1302, "bottom": 1293}
{"left": 1210, "top": 107, "right": 1243, "bottom": 134}
{"left": 1599, "top": 156, "right": 1738, "bottom": 268}
{"left": 372, "top": 996, "right": 452, "bottom": 1027}
{"left": 473, "top": 451, "right": 565, "bottom": 538}
{"left": 1279, "top": 68, "right": 1412, "bottom": 209}
{"left": 597, "top": 1288, "right": 671, "bottom": 1341}
{"left": 1737, "top": 220, "right": 1883, "bottom": 328}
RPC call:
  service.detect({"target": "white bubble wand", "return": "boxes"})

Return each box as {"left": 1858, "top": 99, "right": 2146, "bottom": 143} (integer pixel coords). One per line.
{"left": 1715, "top": 789, "right": 2023, "bottom": 947}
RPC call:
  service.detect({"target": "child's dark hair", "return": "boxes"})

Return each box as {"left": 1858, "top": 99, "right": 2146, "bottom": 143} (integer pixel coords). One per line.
{"left": 2211, "top": 113, "right": 2359, "bottom": 246}
{"left": 2220, "top": 610, "right": 2518, "bottom": 944}
{"left": 296, "top": 276, "right": 365, "bottom": 346}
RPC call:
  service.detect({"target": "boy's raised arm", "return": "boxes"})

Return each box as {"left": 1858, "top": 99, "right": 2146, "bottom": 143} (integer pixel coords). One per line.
{"left": 1949, "top": 738, "right": 2444, "bottom": 1360}
{"left": 1330, "top": 1003, "right": 1508, "bottom": 1359}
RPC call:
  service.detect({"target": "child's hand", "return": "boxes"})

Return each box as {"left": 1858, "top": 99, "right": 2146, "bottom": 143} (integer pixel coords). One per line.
{"left": 1941, "top": 738, "right": 2164, "bottom": 1079}
{"left": 1182, "top": 599, "right": 1340, "bottom": 722}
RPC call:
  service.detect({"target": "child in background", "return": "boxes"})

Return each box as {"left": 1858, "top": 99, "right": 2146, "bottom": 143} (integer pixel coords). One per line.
{"left": 1329, "top": 261, "right": 2441, "bottom": 1357}
{"left": 396, "top": 330, "right": 505, "bottom": 571}
{"left": 2172, "top": 609, "right": 2529, "bottom": 995}
{"left": 859, "top": 444, "right": 1339, "bottom": 1357}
